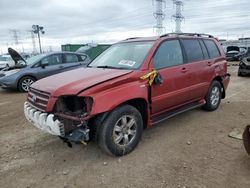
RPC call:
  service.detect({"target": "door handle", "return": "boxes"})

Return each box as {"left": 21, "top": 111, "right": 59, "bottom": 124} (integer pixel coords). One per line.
{"left": 181, "top": 67, "right": 188, "bottom": 73}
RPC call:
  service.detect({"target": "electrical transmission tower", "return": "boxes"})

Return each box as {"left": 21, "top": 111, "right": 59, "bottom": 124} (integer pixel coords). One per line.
{"left": 172, "top": 0, "right": 184, "bottom": 33}
{"left": 153, "top": 0, "right": 166, "bottom": 36}
{"left": 9, "top": 29, "right": 20, "bottom": 45}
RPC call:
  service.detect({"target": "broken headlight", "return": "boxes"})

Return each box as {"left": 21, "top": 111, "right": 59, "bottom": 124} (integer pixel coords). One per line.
{"left": 54, "top": 96, "right": 93, "bottom": 117}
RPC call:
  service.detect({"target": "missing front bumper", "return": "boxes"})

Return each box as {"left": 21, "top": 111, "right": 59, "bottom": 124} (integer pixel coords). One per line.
{"left": 24, "top": 102, "right": 64, "bottom": 136}
{"left": 24, "top": 102, "right": 90, "bottom": 142}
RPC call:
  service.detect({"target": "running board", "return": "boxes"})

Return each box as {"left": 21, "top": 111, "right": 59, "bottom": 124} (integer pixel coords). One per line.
{"left": 152, "top": 101, "right": 205, "bottom": 125}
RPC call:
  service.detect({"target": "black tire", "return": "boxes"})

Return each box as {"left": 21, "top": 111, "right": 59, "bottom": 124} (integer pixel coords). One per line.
{"left": 238, "top": 70, "right": 247, "bottom": 77}
{"left": 97, "top": 105, "right": 143, "bottom": 156}
{"left": 202, "top": 80, "right": 222, "bottom": 111}
{"left": 243, "top": 125, "right": 250, "bottom": 156}
{"left": 18, "top": 76, "right": 36, "bottom": 92}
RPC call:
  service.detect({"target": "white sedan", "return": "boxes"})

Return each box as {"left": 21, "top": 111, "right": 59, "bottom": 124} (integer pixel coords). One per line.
{"left": 0, "top": 55, "right": 15, "bottom": 69}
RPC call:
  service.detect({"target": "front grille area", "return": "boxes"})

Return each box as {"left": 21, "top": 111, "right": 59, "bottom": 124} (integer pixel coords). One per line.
{"left": 27, "top": 88, "right": 50, "bottom": 112}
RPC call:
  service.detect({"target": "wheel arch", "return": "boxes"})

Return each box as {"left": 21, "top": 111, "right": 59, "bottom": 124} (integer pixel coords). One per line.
{"left": 91, "top": 98, "right": 149, "bottom": 130}
{"left": 119, "top": 98, "right": 148, "bottom": 129}
{"left": 17, "top": 75, "right": 37, "bottom": 90}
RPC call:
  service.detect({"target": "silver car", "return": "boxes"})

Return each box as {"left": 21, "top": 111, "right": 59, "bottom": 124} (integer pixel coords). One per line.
{"left": 0, "top": 49, "right": 90, "bottom": 92}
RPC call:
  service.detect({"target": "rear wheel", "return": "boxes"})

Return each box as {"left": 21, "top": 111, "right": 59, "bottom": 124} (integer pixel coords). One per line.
{"left": 202, "top": 80, "right": 222, "bottom": 111}
{"left": 97, "top": 105, "right": 143, "bottom": 156}
{"left": 18, "top": 76, "right": 36, "bottom": 92}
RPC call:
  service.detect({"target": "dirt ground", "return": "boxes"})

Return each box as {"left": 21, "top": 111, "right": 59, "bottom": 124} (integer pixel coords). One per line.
{"left": 0, "top": 63, "right": 249, "bottom": 188}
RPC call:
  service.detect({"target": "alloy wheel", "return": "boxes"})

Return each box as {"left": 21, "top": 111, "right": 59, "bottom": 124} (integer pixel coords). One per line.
{"left": 113, "top": 115, "right": 137, "bottom": 147}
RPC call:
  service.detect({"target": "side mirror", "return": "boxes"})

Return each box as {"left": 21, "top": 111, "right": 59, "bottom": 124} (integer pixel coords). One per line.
{"left": 154, "top": 73, "right": 163, "bottom": 85}
{"left": 41, "top": 61, "right": 49, "bottom": 68}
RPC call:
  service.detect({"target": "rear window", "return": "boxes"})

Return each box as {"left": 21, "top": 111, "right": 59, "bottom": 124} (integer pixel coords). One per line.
{"left": 203, "top": 40, "right": 221, "bottom": 59}
{"left": 181, "top": 39, "right": 203, "bottom": 63}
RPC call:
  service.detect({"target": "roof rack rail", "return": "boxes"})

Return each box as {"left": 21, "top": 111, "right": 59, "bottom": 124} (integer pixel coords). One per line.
{"left": 160, "top": 33, "right": 214, "bottom": 38}
{"left": 124, "top": 37, "right": 141, "bottom": 40}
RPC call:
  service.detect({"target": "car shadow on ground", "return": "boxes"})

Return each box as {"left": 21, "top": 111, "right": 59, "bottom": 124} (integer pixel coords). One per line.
{"left": 0, "top": 88, "right": 24, "bottom": 95}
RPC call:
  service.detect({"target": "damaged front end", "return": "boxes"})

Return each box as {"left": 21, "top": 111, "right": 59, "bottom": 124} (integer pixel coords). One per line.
{"left": 24, "top": 95, "right": 94, "bottom": 146}
{"left": 53, "top": 96, "right": 93, "bottom": 143}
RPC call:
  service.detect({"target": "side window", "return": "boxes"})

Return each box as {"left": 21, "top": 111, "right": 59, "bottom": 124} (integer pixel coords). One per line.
{"left": 41, "top": 54, "right": 62, "bottom": 66}
{"left": 153, "top": 40, "right": 183, "bottom": 69}
{"left": 181, "top": 39, "right": 203, "bottom": 62}
{"left": 65, "top": 54, "right": 79, "bottom": 63}
{"left": 203, "top": 39, "right": 221, "bottom": 59}
{"left": 199, "top": 40, "right": 209, "bottom": 60}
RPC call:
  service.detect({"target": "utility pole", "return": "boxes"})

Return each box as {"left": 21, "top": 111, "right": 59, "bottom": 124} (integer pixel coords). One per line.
{"left": 153, "top": 0, "right": 166, "bottom": 36}
{"left": 32, "top": 25, "right": 45, "bottom": 54}
{"left": 172, "top": 0, "right": 184, "bottom": 33}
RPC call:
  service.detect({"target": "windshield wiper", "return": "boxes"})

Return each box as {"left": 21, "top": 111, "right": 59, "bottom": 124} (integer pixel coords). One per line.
{"left": 96, "top": 65, "right": 122, "bottom": 69}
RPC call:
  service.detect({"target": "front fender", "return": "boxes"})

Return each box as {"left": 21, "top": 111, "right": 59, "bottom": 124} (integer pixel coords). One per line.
{"left": 86, "top": 81, "right": 149, "bottom": 115}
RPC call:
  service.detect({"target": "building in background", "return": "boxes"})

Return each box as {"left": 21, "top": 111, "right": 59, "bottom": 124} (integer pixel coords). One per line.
{"left": 61, "top": 43, "right": 111, "bottom": 60}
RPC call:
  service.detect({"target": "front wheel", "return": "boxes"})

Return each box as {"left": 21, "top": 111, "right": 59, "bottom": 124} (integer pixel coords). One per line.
{"left": 202, "top": 81, "right": 222, "bottom": 111}
{"left": 18, "top": 76, "right": 36, "bottom": 92}
{"left": 97, "top": 105, "right": 143, "bottom": 156}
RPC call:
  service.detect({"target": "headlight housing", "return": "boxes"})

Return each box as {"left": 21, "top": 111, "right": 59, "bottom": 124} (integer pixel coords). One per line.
{"left": 54, "top": 96, "right": 93, "bottom": 117}
{"left": 2, "top": 69, "right": 21, "bottom": 77}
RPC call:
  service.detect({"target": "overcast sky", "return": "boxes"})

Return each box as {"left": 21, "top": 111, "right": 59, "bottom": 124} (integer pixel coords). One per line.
{"left": 0, "top": 0, "right": 249, "bottom": 53}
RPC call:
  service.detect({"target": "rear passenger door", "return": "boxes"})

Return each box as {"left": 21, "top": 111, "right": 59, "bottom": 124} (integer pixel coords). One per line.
{"left": 151, "top": 39, "right": 195, "bottom": 115}
{"left": 180, "top": 39, "right": 213, "bottom": 100}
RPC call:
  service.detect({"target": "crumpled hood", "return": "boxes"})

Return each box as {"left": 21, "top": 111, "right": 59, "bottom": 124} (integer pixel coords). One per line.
{"left": 31, "top": 67, "right": 132, "bottom": 96}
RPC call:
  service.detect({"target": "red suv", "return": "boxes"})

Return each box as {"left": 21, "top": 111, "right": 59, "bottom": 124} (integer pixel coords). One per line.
{"left": 24, "top": 33, "right": 230, "bottom": 156}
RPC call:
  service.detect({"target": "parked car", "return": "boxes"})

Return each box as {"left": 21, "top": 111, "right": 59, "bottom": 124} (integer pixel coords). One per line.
{"left": 238, "top": 49, "right": 250, "bottom": 76}
{"left": 226, "top": 46, "right": 246, "bottom": 61}
{"left": 24, "top": 33, "right": 230, "bottom": 156}
{"left": 0, "top": 54, "right": 15, "bottom": 69}
{"left": 0, "top": 48, "right": 91, "bottom": 92}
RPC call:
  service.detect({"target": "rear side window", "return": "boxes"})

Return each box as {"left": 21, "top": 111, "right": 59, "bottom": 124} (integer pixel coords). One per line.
{"left": 65, "top": 54, "right": 79, "bottom": 63}
{"left": 181, "top": 39, "right": 203, "bottom": 63}
{"left": 41, "top": 54, "right": 62, "bottom": 65}
{"left": 199, "top": 40, "right": 209, "bottom": 60}
{"left": 203, "top": 40, "right": 221, "bottom": 59}
{"left": 153, "top": 40, "right": 183, "bottom": 69}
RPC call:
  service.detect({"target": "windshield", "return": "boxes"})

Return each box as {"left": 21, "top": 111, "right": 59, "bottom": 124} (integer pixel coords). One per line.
{"left": 88, "top": 42, "right": 153, "bottom": 70}
{"left": 19, "top": 54, "right": 46, "bottom": 65}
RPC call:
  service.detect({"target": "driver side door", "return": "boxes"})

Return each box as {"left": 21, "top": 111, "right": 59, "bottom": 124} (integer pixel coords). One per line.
{"left": 33, "top": 54, "right": 63, "bottom": 79}
{"left": 151, "top": 39, "right": 194, "bottom": 116}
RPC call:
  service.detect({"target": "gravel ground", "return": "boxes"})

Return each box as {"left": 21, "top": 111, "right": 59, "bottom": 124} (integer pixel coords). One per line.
{"left": 0, "top": 63, "right": 250, "bottom": 188}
